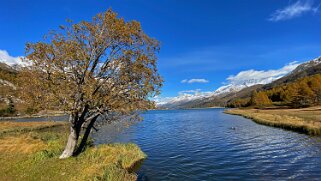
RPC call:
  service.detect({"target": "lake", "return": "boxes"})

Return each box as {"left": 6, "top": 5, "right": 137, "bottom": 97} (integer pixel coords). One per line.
{"left": 95, "top": 108, "right": 321, "bottom": 180}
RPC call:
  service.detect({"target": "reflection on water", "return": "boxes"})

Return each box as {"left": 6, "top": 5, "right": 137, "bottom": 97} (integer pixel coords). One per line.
{"left": 94, "top": 108, "right": 321, "bottom": 180}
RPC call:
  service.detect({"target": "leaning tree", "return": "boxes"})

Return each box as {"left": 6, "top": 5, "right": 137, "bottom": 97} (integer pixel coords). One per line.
{"left": 18, "top": 9, "right": 162, "bottom": 159}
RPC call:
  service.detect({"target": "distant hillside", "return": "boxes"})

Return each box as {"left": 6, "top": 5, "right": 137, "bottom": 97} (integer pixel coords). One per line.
{"left": 0, "top": 62, "right": 17, "bottom": 94}
{"left": 0, "top": 62, "right": 19, "bottom": 115}
{"left": 158, "top": 84, "right": 265, "bottom": 109}
{"left": 264, "top": 57, "right": 321, "bottom": 89}
{"left": 0, "top": 62, "right": 17, "bottom": 81}
{"left": 159, "top": 56, "right": 321, "bottom": 109}
{"left": 180, "top": 84, "right": 264, "bottom": 108}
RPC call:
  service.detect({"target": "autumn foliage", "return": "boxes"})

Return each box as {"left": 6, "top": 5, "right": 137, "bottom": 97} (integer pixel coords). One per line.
{"left": 17, "top": 9, "right": 163, "bottom": 158}
{"left": 250, "top": 91, "right": 272, "bottom": 108}
{"left": 228, "top": 74, "right": 321, "bottom": 108}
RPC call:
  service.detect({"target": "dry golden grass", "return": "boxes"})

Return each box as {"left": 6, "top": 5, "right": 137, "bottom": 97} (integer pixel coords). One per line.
{"left": 0, "top": 135, "right": 46, "bottom": 153}
{"left": 79, "top": 144, "right": 146, "bottom": 180}
{"left": 0, "top": 121, "right": 61, "bottom": 130}
{"left": 0, "top": 102, "right": 6, "bottom": 110}
{"left": 0, "top": 121, "right": 146, "bottom": 181}
{"left": 0, "top": 121, "right": 65, "bottom": 136}
{"left": 225, "top": 106, "right": 321, "bottom": 135}
{"left": 0, "top": 121, "right": 67, "bottom": 154}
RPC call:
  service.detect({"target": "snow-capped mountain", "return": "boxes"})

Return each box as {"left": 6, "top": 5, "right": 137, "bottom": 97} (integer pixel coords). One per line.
{"left": 157, "top": 61, "right": 301, "bottom": 108}
{"left": 265, "top": 56, "right": 321, "bottom": 89}
{"left": 213, "top": 80, "right": 269, "bottom": 96}
{"left": 157, "top": 76, "right": 290, "bottom": 108}
{"left": 291, "top": 56, "right": 321, "bottom": 74}
{"left": 212, "top": 75, "right": 289, "bottom": 96}
{"left": 0, "top": 50, "right": 26, "bottom": 67}
{"left": 156, "top": 91, "right": 213, "bottom": 108}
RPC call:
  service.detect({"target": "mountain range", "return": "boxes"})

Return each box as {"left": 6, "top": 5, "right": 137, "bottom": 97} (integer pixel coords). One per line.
{"left": 1, "top": 56, "right": 321, "bottom": 110}
{"left": 158, "top": 56, "right": 321, "bottom": 109}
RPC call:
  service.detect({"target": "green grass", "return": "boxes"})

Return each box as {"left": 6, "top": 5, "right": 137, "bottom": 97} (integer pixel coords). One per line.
{"left": 0, "top": 122, "right": 146, "bottom": 181}
{"left": 0, "top": 121, "right": 65, "bottom": 137}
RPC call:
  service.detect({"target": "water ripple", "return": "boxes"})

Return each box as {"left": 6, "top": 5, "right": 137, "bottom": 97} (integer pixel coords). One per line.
{"left": 93, "top": 108, "right": 321, "bottom": 180}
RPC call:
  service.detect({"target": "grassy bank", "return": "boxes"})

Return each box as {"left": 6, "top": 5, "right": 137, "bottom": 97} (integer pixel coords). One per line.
{"left": 225, "top": 106, "right": 321, "bottom": 135}
{"left": 0, "top": 110, "right": 67, "bottom": 120}
{"left": 0, "top": 121, "right": 146, "bottom": 180}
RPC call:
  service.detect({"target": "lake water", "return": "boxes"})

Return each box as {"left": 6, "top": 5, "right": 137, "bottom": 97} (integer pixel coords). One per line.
{"left": 94, "top": 108, "right": 321, "bottom": 180}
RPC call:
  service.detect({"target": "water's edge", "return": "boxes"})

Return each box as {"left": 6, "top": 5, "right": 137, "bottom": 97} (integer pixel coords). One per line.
{"left": 94, "top": 108, "right": 321, "bottom": 180}
{"left": 225, "top": 109, "right": 321, "bottom": 135}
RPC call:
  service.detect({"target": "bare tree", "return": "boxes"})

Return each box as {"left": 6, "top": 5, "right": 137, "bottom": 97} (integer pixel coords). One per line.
{"left": 18, "top": 9, "right": 162, "bottom": 159}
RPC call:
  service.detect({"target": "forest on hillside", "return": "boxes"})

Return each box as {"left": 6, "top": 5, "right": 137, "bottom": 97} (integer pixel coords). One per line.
{"left": 228, "top": 74, "right": 321, "bottom": 108}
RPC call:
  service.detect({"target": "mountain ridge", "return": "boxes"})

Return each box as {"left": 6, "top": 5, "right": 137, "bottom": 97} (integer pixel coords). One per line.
{"left": 158, "top": 56, "right": 321, "bottom": 109}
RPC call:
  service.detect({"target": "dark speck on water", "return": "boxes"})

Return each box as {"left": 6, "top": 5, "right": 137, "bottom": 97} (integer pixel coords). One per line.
{"left": 92, "top": 108, "right": 321, "bottom": 180}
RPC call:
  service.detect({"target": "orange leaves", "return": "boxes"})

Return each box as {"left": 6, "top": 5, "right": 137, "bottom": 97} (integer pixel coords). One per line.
{"left": 250, "top": 91, "right": 272, "bottom": 107}
{"left": 19, "top": 9, "right": 162, "bottom": 115}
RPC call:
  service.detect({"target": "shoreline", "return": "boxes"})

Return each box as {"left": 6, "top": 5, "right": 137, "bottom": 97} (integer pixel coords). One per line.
{"left": 182, "top": 106, "right": 224, "bottom": 110}
{"left": 0, "top": 121, "right": 145, "bottom": 180}
{"left": 225, "top": 107, "right": 321, "bottom": 135}
{"left": 0, "top": 113, "right": 68, "bottom": 120}
{"left": 153, "top": 106, "right": 225, "bottom": 111}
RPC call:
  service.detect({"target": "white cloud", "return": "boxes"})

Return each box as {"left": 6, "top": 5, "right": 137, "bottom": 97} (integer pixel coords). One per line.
{"left": 0, "top": 50, "right": 26, "bottom": 66}
{"left": 155, "top": 61, "right": 301, "bottom": 106}
{"left": 269, "top": 0, "right": 319, "bottom": 22}
{"left": 226, "top": 61, "right": 300, "bottom": 85}
{"left": 181, "top": 78, "right": 209, "bottom": 84}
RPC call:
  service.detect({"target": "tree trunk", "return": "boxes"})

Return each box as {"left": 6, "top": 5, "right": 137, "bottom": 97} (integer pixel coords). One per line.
{"left": 59, "top": 125, "right": 79, "bottom": 159}
{"left": 59, "top": 110, "right": 97, "bottom": 158}
{"left": 74, "top": 116, "right": 98, "bottom": 155}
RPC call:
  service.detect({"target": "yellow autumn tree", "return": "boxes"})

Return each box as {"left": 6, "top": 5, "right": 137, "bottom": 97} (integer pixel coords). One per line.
{"left": 18, "top": 9, "right": 163, "bottom": 158}
{"left": 291, "top": 81, "right": 315, "bottom": 107}
{"left": 309, "top": 75, "right": 321, "bottom": 104}
{"left": 250, "top": 90, "right": 272, "bottom": 107}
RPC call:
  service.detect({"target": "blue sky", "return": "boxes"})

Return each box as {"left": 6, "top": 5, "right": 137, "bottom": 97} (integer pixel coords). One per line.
{"left": 1, "top": 0, "right": 321, "bottom": 100}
